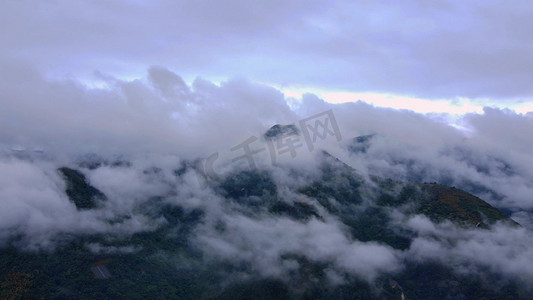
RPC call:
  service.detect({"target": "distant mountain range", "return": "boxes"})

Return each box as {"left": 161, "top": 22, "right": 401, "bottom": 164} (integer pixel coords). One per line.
{"left": 0, "top": 127, "right": 527, "bottom": 299}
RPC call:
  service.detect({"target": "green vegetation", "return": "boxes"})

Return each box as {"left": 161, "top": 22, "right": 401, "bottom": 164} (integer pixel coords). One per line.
{"left": 58, "top": 167, "right": 106, "bottom": 210}
{"left": 219, "top": 170, "right": 277, "bottom": 200}
{"left": 263, "top": 124, "right": 300, "bottom": 140}
{"left": 418, "top": 183, "right": 516, "bottom": 227}
{"left": 269, "top": 201, "right": 321, "bottom": 221}
{"left": 0, "top": 155, "right": 524, "bottom": 299}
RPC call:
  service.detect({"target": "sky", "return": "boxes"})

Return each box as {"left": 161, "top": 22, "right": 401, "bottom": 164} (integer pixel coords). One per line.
{"left": 2, "top": 0, "right": 533, "bottom": 114}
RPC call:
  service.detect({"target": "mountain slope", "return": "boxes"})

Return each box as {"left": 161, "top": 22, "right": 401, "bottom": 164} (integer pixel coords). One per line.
{"left": 0, "top": 149, "right": 526, "bottom": 299}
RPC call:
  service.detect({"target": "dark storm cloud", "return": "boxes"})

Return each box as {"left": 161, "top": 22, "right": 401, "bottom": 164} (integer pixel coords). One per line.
{"left": 1, "top": 0, "right": 533, "bottom": 99}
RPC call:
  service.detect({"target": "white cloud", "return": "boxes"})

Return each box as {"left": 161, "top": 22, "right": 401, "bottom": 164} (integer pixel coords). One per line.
{"left": 1, "top": 64, "right": 533, "bottom": 291}
{"left": 194, "top": 214, "right": 402, "bottom": 281}
{"left": 405, "top": 215, "right": 533, "bottom": 286}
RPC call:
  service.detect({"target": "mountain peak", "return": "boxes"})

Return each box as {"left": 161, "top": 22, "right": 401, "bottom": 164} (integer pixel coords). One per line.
{"left": 263, "top": 124, "right": 299, "bottom": 140}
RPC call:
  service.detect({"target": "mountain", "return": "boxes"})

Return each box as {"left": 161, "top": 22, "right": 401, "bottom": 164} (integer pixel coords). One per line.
{"left": 58, "top": 167, "right": 107, "bottom": 210}
{"left": 0, "top": 143, "right": 527, "bottom": 299}
{"left": 347, "top": 134, "right": 375, "bottom": 154}
{"left": 263, "top": 124, "right": 300, "bottom": 140}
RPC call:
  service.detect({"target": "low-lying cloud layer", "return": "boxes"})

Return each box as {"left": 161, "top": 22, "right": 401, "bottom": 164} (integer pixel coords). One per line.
{"left": 405, "top": 215, "right": 533, "bottom": 286}
{"left": 1, "top": 65, "right": 533, "bottom": 292}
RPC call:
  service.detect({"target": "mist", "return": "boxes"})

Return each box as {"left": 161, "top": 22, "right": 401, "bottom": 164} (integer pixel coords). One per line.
{"left": 1, "top": 64, "right": 532, "bottom": 295}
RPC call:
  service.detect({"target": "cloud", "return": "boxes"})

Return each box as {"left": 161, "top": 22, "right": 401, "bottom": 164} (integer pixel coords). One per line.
{"left": 1, "top": 64, "right": 533, "bottom": 293}
{"left": 0, "top": 155, "right": 165, "bottom": 250}
{"left": 0, "top": 62, "right": 295, "bottom": 158}
{"left": 3, "top": 1, "right": 533, "bottom": 293}
{"left": 1, "top": 63, "right": 533, "bottom": 218}
{"left": 321, "top": 101, "right": 533, "bottom": 213}
{"left": 405, "top": 215, "right": 533, "bottom": 287}
{"left": 85, "top": 243, "right": 141, "bottom": 254}
{"left": 2, "top": 1, "right": 533, "bottom": 99}
{"left": 194, "top": 213, "right": 402, "bottom": 282}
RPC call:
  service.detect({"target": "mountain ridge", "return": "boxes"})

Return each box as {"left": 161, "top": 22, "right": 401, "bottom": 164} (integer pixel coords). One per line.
{"left": 0, "top": 139, "right": 527, "bottom": 299}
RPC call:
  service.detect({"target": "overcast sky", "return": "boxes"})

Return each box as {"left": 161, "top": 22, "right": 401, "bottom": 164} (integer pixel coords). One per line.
{"left": 2, "top": 0, "right": 533, "bottom": 109}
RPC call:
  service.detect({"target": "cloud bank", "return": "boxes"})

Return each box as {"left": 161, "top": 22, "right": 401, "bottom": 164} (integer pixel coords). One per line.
{"left": 1, "top": 65, "right": 533, "bottom": 294}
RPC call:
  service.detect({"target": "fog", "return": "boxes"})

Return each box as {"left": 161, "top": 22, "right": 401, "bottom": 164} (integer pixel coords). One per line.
{"left": 1, "top": 65, "right": 532, "bottom": 290}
